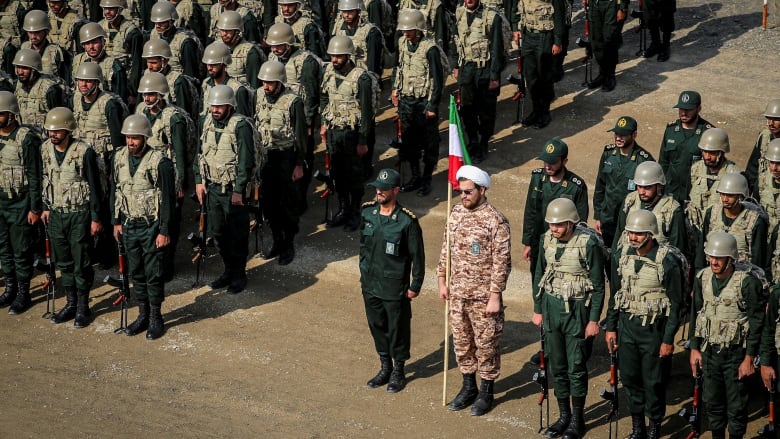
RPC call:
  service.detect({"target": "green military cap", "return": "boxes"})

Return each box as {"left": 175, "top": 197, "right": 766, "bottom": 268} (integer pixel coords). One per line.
{"left": 368, "top": 168, "right": 400, "bottom": 190}
{"left": 537, "top": 139, "right": 568, "bottom": 163}
{"left": 673, "top": 91, "right": 701, "bottom": 110}
{"left": 608, "top": 116, "right": 638, "bottom": 135}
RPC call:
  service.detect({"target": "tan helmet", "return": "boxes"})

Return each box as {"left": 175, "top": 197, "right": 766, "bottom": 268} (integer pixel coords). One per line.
{"left": 202, "top": 41, "right": 232, "bottom": 65}
{"left": 278, "top": 0, "right": 302, "bottom": 3}
{"left": 327, "top": 35, "right": 354, "bottom": 56}
{"left": 121, "top": 114, "right": 152, "bottom": 138}
{"left": 142, "top": 39, "right": 172, "bottom": 59}
{"left": 704, "top": 231, "right": 739, "bottom": 259}
{"left": 716, "top": 172, "right": 749, "bottom": 197}
{"left": 79, "top": 22, "right": 107, "bottom": 43}
{"left": 698, "top": 127, "right": 730, "bottom": 153}
{"left": 544, "top": 198, "right": 579, "bottom": 224}
{"left": 633, "top": 161, "right": 666, "bottom": 186}
{"left": 338, "top": 0, "right": 362, "bottom": 10}
{"left": 217, "top": 10, "right": 244, "bottom": 32}
{"left": 0, "top": 91, "right": 19, "bottom": 115}
{"left": 44, "top": 107, "right": 77, "bottom": 131}
{"left": 12, "top": 48, "right": 42, "bottom": 72}
{"left": 73, "top": 62, "right": 104, "bottom": 81}
{"left": 266, "top": 22, "right": 295, "bottom": 46}
{"left": 624, "top": 209, "right": 659, "bottom": 236}
{"left": 137, "top": 71, "right": 170, "bottom": 94}
{"left": 150, "top": 0, "right": 178, "bottom": 23}
{"left": 764, "top": 98, "right": 780, "bottom": 118}
{"left": 257, "top": 60, "right": 286, "bottom": 83}
{"left": 100, "top": 0, "right": 127, "bottom": 7}
{"left": 23, "top": 10, "right": 50, "bottom": 32}
{"left": 397, "top": 8, "right": 425, "bottom": 32}
{"left": 208, "top": 84, "right": 236, "bottom": 107}
{"left": 765, "top": 138, "right": 780, "bottom": 162}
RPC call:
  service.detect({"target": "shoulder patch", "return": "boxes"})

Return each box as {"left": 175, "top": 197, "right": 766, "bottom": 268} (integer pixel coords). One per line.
{"left": 604, "top": 143, "right": 617, "bottom": 150}
{"left": 568, "top": 172, "right": 585, "bottom": 186}
{"left": 638, "top": 150, "right": 650, "bottom": 159}
{"left": 362, "top": 200, "right": 377, "bottom": 208}
{"left": 532, "top": 168, "right": 544, "bottom": 174}
{"left": 667, "top": 120, "right": 678, "bottom": 127}
{"left": 704, "top": 123, "right": 714, "bottom": 128}
{"left": 400, "top": 207, "right": 417, "bottom": 219}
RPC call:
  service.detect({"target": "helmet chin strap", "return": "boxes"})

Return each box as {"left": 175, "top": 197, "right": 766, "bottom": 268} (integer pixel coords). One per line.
{"left": 106, "top": 8, "right": 122, "bottom": 24}
{"left": 630, "top": 233, "right": 652, "bottom": 250}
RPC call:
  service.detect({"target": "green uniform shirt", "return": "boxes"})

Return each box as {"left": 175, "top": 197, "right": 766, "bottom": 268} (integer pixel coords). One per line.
{"left": 658, "top": 117, "right": 714, "bottom": 203}
{"left": 459, "top": 6, "right": 506, "bottom": 82}
{"left": 593, "top": 143, "right": 654, "bottom": 225}
{"left": 44, "top": 144, "right": 103, "bottom": 221}
{"left": 161, "top": 28, "right": 201, "bottom": 79}
{"left": 0, "top": 124, "right": 42, "bottom": 212}
{"left": 319, "top": 65, "right": 374, "bottom": 145}
{"left": 522, "top": 168, "right": 588, "bottom": 247}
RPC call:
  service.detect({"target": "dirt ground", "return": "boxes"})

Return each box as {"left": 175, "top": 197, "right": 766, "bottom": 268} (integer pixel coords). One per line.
{"left": 2, "top": 1, "right": 780, "bottom": 437}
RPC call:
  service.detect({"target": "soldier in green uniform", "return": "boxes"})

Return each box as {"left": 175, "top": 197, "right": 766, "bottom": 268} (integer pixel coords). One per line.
{"left": 71, "top": 22, "right": 130, "bottom": 104}
{"left": 46, "top": 0, "right": 87, "bottom": 55}
{"left": 149, "top": 0, "right": 202, "bottom": 80}
{"left": 687, "top": 128, "right": 741, "bottom": 231}
{"left": 0, "top": 0, "right": 25, "bottom": 76}
{"left": 216, "top": 10, "right": 265, "bottom": 89}
{"left": 0, "top": 91, "right": 41, "bottom": 315}
{"left": 360, "top": 168, "right": 424, "bottom": 393}
{"left": 41, "top": 107, "right": 102, "bottom": 327}
{"left": 746, "top": 98, "right": 780, "bottom": 193}
{"left": 658, "top": 90, "right": 714, "bottom": 204}
{"left": 141, "top": 38, "right": 201, "bottom": 123}
{"left": 606, "top": 209, "right": 683, "bottom": 439}
{"left": 200, "top": 41, "right": 254, "bottom": 123}
{"left": 208, "top": 0, "right": 261, "bottom": 44}
{"left": 584, "top": 0, "right": 627, "bottom": 91}
{"left": 277, "top": 0, "right": 325, "bottom": 58}
{"left": 397, "top": 0, "right": 449, "bottom": 55}
{"left": 112, "top": 114, "right": 176, "bottom": 340}
{"left": 689, "top": 231, "right": 767, "bottom": 439}
{"left": 760, "top": 262, "right": 780, "bottom": 427}
{"left": 593, "top": 116, "right": 654, "bottom": 248}
{"left": 759, "top": 141, "right": 780, "bottom": 270}
{"left": 194, "top": 84, "right": 259, "bottom": 294}
{"left": 640, "top": 0, "right": 675, "bottom": 61}
{"left": 522, "top": 139, "right": 588, "bottom": 277}
{"left": 13, "top": 48, "right": 68, "bottom": 128}
{"left": 21, "top": 9, "right": 71, "bottom": 80}
{"left": 99, "top": 0, "right": 144, "bottom": 105}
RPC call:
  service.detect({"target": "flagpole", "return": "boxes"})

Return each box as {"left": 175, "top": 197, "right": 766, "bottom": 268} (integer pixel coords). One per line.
{"left": 443, "top": 182, "right": 452, "bottom": 406}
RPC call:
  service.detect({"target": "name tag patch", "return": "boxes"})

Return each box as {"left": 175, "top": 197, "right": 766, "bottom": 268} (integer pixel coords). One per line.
{"left": 470, "top": 242, "right": 481, "bottom": 254}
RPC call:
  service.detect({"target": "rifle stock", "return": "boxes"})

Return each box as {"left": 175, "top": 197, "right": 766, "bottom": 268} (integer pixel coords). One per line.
{"left": 532, "top": 324, "right": 549, "bottom": 432}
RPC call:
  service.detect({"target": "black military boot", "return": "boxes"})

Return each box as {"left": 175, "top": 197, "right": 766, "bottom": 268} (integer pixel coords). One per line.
{"left": 125, "top": 301, "right": 149, "bottom": 336}
{"left": 587, "top": 72, "right": 606, "bottom": 89}
{"left": 146, "top": 304, "right": 164, "bottom": 340}
{"left": 278, "top": 237, "right": 295, "bottom": 266}
{"left": 8, "top": 279, "right": 31, "bottom": 315}
{"left": 521, "top": 111, "right": 540, "bottom": 127}
{"left": 417, "top": 163, "right": 434, "bottom": 197}
{"left": 344, "top": 196, "right": 362, "bottom": 232}
{"left": 264, "top": 230, "right": 284, "bottom": 260}
{"left": 710, "top": 429, "right": 725, "bottom": 439}
{"left": 386, "top": 360, "right": 406, "bottom": 393}
{"left": 227, "top": 271, "right": 248, "bottom": 294}
{"left": 545, "top": 398, "right": 572, "bottom": 438}
{"left": 400, "top": 163, "right": 421, "bottom": 193}
{"left": 367, "top": 355, "right": 393, "bottom": 388}
{"left": 0, "top": 275, "right": 18, "bottom": 307}
{"left": 471, "top": 378, "right": 494, "bottom": 416}
{"left": 657, "top": 33, "right": 671, "bottom": 62}
{"left": 73, "top": 289, "right": 92, "bottom": 328}
{"left": 209, "top": 270, "right": 232, "bottom": 289}
{"left": 626, "top": 413, "right": 647, "bottom": 439}
{"left": 561, "top": 396, "right": 585, "bottom": 438}
{"left": 327, "top": 196, "right": 350, "bottom": 228}
{"left": 448, "top": 373, "right": 478, "bottom": 411}
{"left": 51, "top": 287, "right": 77, "bottom": 324}
{"left": 644, "top": 28, "right": 662, "bottom": 58}
{"left": 647, "top": 419, "right": 662, "bottom": 439}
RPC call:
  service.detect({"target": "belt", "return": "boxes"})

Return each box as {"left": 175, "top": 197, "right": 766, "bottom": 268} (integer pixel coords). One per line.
{"left": 523, "top": 28, "right": 547, "bottom": 34}
{"left": 51, "top": 206, "right": 88, "bottom": 214}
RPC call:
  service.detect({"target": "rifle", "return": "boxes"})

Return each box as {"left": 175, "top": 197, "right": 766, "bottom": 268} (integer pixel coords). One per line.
{"left": 313, "top": 151, "right": 334, "bottom": 224}
{"left": 40, "top": 224, "right": 56, "bottom": 319}
{"left": 576, "top": 5, "right": 593, "bottom": 87}
{"left": 248, "top": 184, "right": 266, "bottom": 258}
{"left": 532, "top": 324, "right": 549, "bottom": 433}
{"left": 600, "top": 338, "right": 619, "bottom": 439}
{"left": 188, "top": 192, "right": 209, "bottom": 286}
{"left": 760, "top": 377, "right": 776, "bottom": 438}
{"left": 678, "top": 359, "right": 702, "bottom": 439}
{"left": 103, "top": 239, "right": 130, "bottom": 334}
{"left": 507, "top": 54, "right": 526, "bottom": 124}
{"left": 632, "top": 0, "right": 647, "bottom": 56}
{"left": 389, "top": 115, "right": 402, "bottom": 149}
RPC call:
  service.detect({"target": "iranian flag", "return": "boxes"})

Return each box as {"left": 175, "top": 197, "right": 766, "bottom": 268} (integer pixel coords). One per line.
{"left": 448, "top": 95, "right": 471, "bottom": 190}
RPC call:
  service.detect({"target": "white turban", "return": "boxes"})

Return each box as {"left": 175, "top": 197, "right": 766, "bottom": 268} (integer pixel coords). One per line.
{"left": 455, "top": 165, "right": 491, "bottom": 189}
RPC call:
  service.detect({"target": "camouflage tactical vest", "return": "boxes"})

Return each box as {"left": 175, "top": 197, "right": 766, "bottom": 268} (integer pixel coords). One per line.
{"left": 113, "top": 145, "right": 164, "bottom": 220}
{"left": 519, "top": 0, "right": 554, "bottom": 31}
{"left": 269, "top": 48, "right": 319, "bottom": 107}
{"left": 150, "top": 27, "right": 200, "bottom": 74}
{"left": 226, "top": 39, "right": 264, "bottom": 85}
{"left": 454, "top": 5, "right": 494, "bottom": 67}
{"left": 254, "top": 89, "right": 296, "bottom": 152}
{"left": 321, "top": 63, "right": 363, "bottom": 128}
{"left": 48, "top": 9, "right": 84, "bottom": 54}
{"left": 688, "top": 159, "right": 740, "bottom": 214}
{"left": 396, "top": 37, "right": 439, "bottom": 100}
{"left": 0, "top": 1, "right": 23, "bottom": 48}
{"left": 333, "top": 19, "right": 379, "bottom": 72}
{"left": 198, "top": 113, "right": 251, "bottom": 188}
{"left": 618, "top": 193, "right": 680, "bottom": 247}
{"left": 277, "top": 9, "right": 316, "bottom": 49}
{"left": 99, "top": 18, "right": 136, "bottom": 71}
{"left": 20, "top": 41, "right": 66, "bottom": 77}
{"left": 71, "top": 52, "right": 114, "bottom": 92}
{"left": 73, "top": 91, "right": 124, "bottom": 155}
{"left": 757, "top": 128, "right": 773, "bottom": 177}
{"left": 613, "top": 245, "right": 673, "bottom": 325}
{"left": 694, "top": 263, "right": 752, "bottom": 351}
{"left": 0, "top": 125, "right": 31, "bottom": 197}
{"left": 16, "top": 74, "right": 67, "bottom": 128}
{"left": 41, "top": 138, "right": 91, "bottom": 210}
{"left": 708, "top": 202, "right": 765, "bottom": 264}
{"left": 144, "top": 104, "right": 194, "bottom": 193}
{"left": 758, "top": 169, "right": 780, "bottom": 233}
{"left": 537, "top": 229, "right": 594, "bottom": 312}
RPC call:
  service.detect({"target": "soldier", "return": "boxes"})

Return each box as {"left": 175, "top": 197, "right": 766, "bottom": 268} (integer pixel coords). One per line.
{"left": 761, "top": 273, "right": 780, "bottom": 433}
{"left": 46, "top": 0, "right": 86, "bottom": 54}
{"left": 606, "top": 209, "right": 684, "bottom": 439}
{"left": 453, "top": 0, "right": 506, "bottom": 163}
{"left": 687, "top": 127, "right": 741, "bottom": 227}
{"left": 169, "top": 0, "right": 208, "bottom": 46}
{"left": 658, "top": 90, "right": 714, "bottom": 204}
{"left": 359, "top": 168, "right": 425, "bottom": 393}
{"left": 584, "top": 0, "right": 626, "bottom": 91}
{"left": 149, "top": 0, "right": 202, "bottom": 79}
{"left": 111, "top": 114, "right": 176, "bottom": 339}
{"left": 593, "top": 116, "right": 654, "bottom": 249}
{"left": 332, "top": 0, "right": 382, "bottom": 75}
{"left": 640, "top": 0, "right": 675, "bottom": 61}
{"left": 533, "top": 198, "right": 604, "bottom": 439}
{"left": 141, "top": 38, "right": 201, "bottom": 122}
{"left": 21, "top": 9, "right": 70, "bottom": 79}
{"left": 0, "top": 91, "right": 42, "bottom": 315}
{"left": 319, "top": 35, "right": 373, "bottom": 232}
{"left": 71, "top": 22, "right": 130, "bottom": 103}
{"left": 194, "top": 84, "right": 259, "bottom": 294}
{"left": 397, "top": 0, "right": 449, "bottom": 54}
{"left": 438, "top": 165, "right": 510, "bottom": 416}
{"left": 757, "top": 139, "right": 780, "bottom": 238}
{"left": 216, "top": 10, "right": 265, "bottom": 89}
{"left": 200, "top": 41, "right": 254, "bottom": 122}
{"left": 40, "top": 107, "right": 102, "bottom": 327}
{"left": 13, "top": 48, "right": 67, "bottom": 127}
{"left": 390, "top": 9, "right": 444, "bottom": 197}
{"left": 746, "top": 98, "right": 780, "bottom": 193}
{"left": 99, "top": 0, "right": 144, "bottom": 100}
{"left": 209, "top": 0, "right": 261, "bottom": 44}
{"left": 254, "top": 61, "right": 305, "bottom": 265}
{"left": 522, "top": 139, "right": 589, "bottom": 277}
{"left": 276, "top": 0, "right": 324, "bottom": 58}
{"left": 0, "top": 0, "right": 25, "bottom": 76}
{"left": 689, "top": 232, "right": 767, "bottom": 439}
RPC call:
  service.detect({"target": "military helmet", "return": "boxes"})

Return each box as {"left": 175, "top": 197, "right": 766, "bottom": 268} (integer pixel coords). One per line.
{"left": 698, "top": 127, "right": 730, "bottom": 153}
{"left": 544, "top": 198, "right": 580, "bottom": 224}
{"left": 397, "top": 8, "right": 425, "bottom": 32}
{"left": 23, "top": 10, "right": 50, "bottom": 32}
{"left": 0, "top": 91, "right": 20, "bottom": 115}
{"left": 624, "top": 209, "right": 659, "bottom": 236}
{"left": 74, "top": 62, "right": 104, "bottom": 81}
{"left": 266, "top": 23, "right": 295, "bottom": 46}
{"left": 764, "top": 98, "right": 780, "bottom": 118}
{"left": 257, "top": 60, "right": 287, "bottom": 83}
{"left": 338, "top": 0, "right": 362, "bottom": 10}
{"left": 217, "top": 10, "right": 244, "bottom": 32}
{"left": 138, "top": 71, "right": 170, "bottom": 94}
{"left": 208, "top": 84, "right": 237, "bottom": 107}
{"left": 150, "top": 0, "right": 179, "bottom": 22}
{"left": 100, "top": 0, "right": 127, "bottom": 8}
{"left": 704, "top": 231, "right": 739, "bottom": 259}
{"left": 327, "top": 35, "right": 355, "bottom": 56}
{"left": 716, "top": 172, "right": 749, "bottom": 197}
{"left": 278, "top": 0, "right": 302, "bottom": 4}
{"left": 121, "top": 114, "right": 152, "bottom": 138}
{"left": 765, "top": 138, "right": 780, "bottom": 162}
{"left": 12, "top": 48, "right": 42, "bottom": 72}
{"left": 633, "top": 161, "right": 666, "bottom": 186}
{"left": 79, "top": 22, "right": 107, "bottom": 43}
{"left": 202, "top": 42, "right": 232, "bottom": 65}
{"left": 142, "top": 38, "right": 173, "bottom": 59}
{"left": 44, "top": 107, "right": 77, "bottom": 131}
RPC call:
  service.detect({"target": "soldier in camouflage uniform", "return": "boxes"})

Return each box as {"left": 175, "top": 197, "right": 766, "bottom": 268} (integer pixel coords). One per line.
{"left": 21, "top": 9, "right": 71, "bottom": 80}
{"left": 0, "top": 0, "right": 25, "bottom": 76}
{"left": 689, "top": 232, "right": 767, "bottom": 439}
{"left": 209, "top": 0, "right": 261, "bottom": 44}
{"left": 533, "top": 198, "right": 604, "bottom": 439}
{"left": 216, "top": 10, "right": 265, "bottom": 89}
{"left": 437, "top": 165, "right": 511, "bottom": 416}
{"left": 276, "top": 0, "right": 324, "bottom": 58}
{"left": 46, "top": 0, "right": 86, "bottom": 54}
{"left": 99, "top": 0, "right": 144, "bottom": 103}
{"left": 149, "top": 0, "right": 202, "bottom": 79}
{"left": 71, "top": 22, "right": 130, "bottom": 104}
{"left": 746, "top": 98, "right": 780, "bottom": 193}
{"left": 200, "top": 41, "right": 254, "bottom": 123}
{"left": 13, "top": 48, "right": 67, "bottom": 127}
{"left": 141, "top": 38, "right": 201, "bottom": 122}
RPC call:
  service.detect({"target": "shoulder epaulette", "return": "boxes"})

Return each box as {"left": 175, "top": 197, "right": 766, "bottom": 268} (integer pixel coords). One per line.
{"left": 567, "top": 172, "right": 585, "bottom": 186}
{"left": 532, "top": 167, "right": 544, "bottom": 174}
{"left": 638, "top": 149, "right": 650, "bottom": 159}
{"left": 667, "top": 120, "right": 679, "bottom": 127}
{"left": 400, "top": 206, "right": 417, "bottom": 219}
{"left": 362, "top": 200, "right": 377, "bottom": 208}
{"left": 604, "top": 143, "right": 617, "bottom": 151}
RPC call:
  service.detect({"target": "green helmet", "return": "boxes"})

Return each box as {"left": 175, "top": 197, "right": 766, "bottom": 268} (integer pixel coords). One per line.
{"left": 704, "top": 231, "right": 738, "bottom": 259}
{"left": 100, "top": 0, "right": 127, "bottom": 7}
{"left": 150, "top": 0, "right": 178, "bottom": 22}
{"left": 327, "top": 35, "right": 354, "bottom": 56}
{"left": 74, "top": 62, "right": 103, "bottom": 81}
{"left": 23, "top": 10, "right": 50, "bottom": 32}
{"left": 79, "top": 22, "right": 107, "bottom": 43}
{"left": 0, "top": 91, "right": 19, "bottom": 115}
{"left": 12, "top": 48, "right": 42, "bottom": 72}
{"left": 137, "top": 71, "right": 170, "bottom": 94}
{"left": 338, "top": 0, "right": 362, "bottom": 10}
{"left": 698, "top": 127, "right": 730, "bottom": 153}
{"left": 633, "top": 161, "right": 666, "bottom": 186}
{"left": 764, "top": 98, "right": 780, "bottom": 118}
{"left": 217, "top": 10, "right": 244, "bottom": 32}
{"left": 266, "top": 22, "right": 295, "bottom": 46}
{"left": 44, "top": 107, "right": 77, "bottom": 131}
{"left": 257, "top": 60, "right": 286, "bottom": 83}
{"left": 142, "top": 38, "right": 172, "bottom": 59}
{"left": 544, "top": 198, "right": 579, "bottom": 224}
{"left": 121, "top": 114, "right": 152, "bottom": 138}
{"left": 624, "top": 209, "right": 658, "bottom": 236}
{"left": 202, "top": 42, "right": 232, "bottom": 65}
{"left": 716, "top": 172, "right": 749, "bottom": 197}
{"left": 765, "top": 138, "right": 780, "bottom": 162}
{"left": 208, "top": 84, "right": 236, "bottom": 107}
{"left": 397, "top": 8, "right": 425, "bottom": 32}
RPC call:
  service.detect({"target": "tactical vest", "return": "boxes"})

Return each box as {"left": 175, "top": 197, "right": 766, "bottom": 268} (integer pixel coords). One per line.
{"left": 708, "top": 202, "right": 764, "bottom": 264}
{"left": 519, "top": 0, "right": 554, "bottom": 31}
{"left": 758, "top": 171, "right": 780, "bottom": 233}
{"left": 73, "top": 91, "right": 120, "bottom": 155}
{"left": 21, "top": 41, "right": 65, "bottom": 77}
{"left": 694, "top": 264, "right": 751, "bottom": 351}
{"left": 321, "top": 63, "right": 364, "bottom": 129}
{"left": 618, "top": 193, "right": 680, "bottom": 247}
{"left": 200, "top": 77, "right": 246, "bottom": 118}
{"left": 150, "top": 27, "right": 199, "bottom": 74}
{"left": 71, "top": 52, "right": 114, "bottom": 92}
{"left": 0, "top": 125, "right": 31, "bottom": 197}
{"left": 333, "top": 20, "right": 379, "bottom": 71}
{"left": 145, "top": 104, "right": 191, "bottom": 193}
{"left": 227, "top": 40, "right": 263, "bottom": 84}
{"left": 198, "top": 113, "right": 252, "bottom": 188}
{"left": 537, "top": 229, "right": 594, "bottom": 312}
{"left": 269, "top": 48, "right": 319, "bottom": 106}
{"left": 99, "top": 18, "right": 136, "bottom": 71}
{"left": 16, "top": 75, "right": 65, "bottom": 128}
{"left": 757, "top": 128, "right": 773, "bottom": 176}
{"left": 175, "top": 0, "right": 198, "bottom": 29}
{"left": 276, "top": 10, "right": 316, "bottom": 49}
{"left": 255, "top": 89, "right": 296, "bottom": 152}
{"left": 613, "top": 245, "right": 673, "bottom": 326}
{"left": 396, "top": 37, "right": 438, "bottom": 100}
{"left": 455, "top": 5, "right": 494, "bottom": 67}
{"left": 0, "top": 1, "right": 22, "bottom": 48}
{"left": 113, "top": 146, "right": 164, "bottom": 220}
{"left": 41, "top": 139, "right": 91, "bottom": 210}
{"left": 48, "top": 10, "right": 83, "bottom": 53}
{"left": 688, "top": 159, "right": 740, "bottom": 213}
{"left": 209, "top": 4, "right": 253, "bottom": 40}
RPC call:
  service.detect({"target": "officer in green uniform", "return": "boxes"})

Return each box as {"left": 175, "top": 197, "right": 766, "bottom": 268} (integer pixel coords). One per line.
{"left": 112, "top": 114, "right": 176, "bottom": 340}
{"left": 71, "top": 22, "right": 130, "bottom": 104}
{"left": 522, "top": 139, "right": 588, "bottom": 277}
{"left": 606, "top": 209, "right": 684, "bottom": 439}
{"left": 150, "top": 0, "right": 202, "bottom": 80}
{"left": 689, "top": 231, "right": 767, "bottom": 439}
{"left": 200, "top": 41, "right": 255, "bottom": 124}
{"left": 746, "top": 98, "right": 780, "bottom": 193}
{"left": 584, "top": 0, "right": 627, "bottom": 91}
{"left": 397, "top": 0, "right": 449, "bottom": 55}
{"left": 532, "top": 198, "right": 604, "bottom": 439}
{"left": 360, "top": 168, "right": 424, "bottom": 394}
{"left": 12, "top": 48, "right": 67, "bottom": 128}
{"left": 194, "top": 84, "right": 259, "bottom": 294}
{"left": 216, "top": 10, "right": 266, "bottom": 89}
{"left": 640, "top": 0, "right": 675, "bottom": 61}
{"left": 594, "top": 116, "right": 654, "bottom": 248}
{"left": 0, "top": 91, "right": 41, "bottom": 315}
{"left": 41, "top": 107, "right": 102, "bottom": 327}
{"left": 658, "top": 90, "right": 714, "bottom": 204}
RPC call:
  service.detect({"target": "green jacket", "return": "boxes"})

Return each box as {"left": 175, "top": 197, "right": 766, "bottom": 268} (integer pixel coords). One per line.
{"left": 522, "top": 167, "right": 588, "bottom": 247}
{"left": 593, "top": 143, "right": 654, "bottom": 225}
{"left": 658, "top": 116, "right": 714, "bottom": 203}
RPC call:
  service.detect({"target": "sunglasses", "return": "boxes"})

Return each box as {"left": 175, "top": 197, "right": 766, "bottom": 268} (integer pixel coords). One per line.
{"left": 461, "top": 188, "right": 476, "bottom": 195}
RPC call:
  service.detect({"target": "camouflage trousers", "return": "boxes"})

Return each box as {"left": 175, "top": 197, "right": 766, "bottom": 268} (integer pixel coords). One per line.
{"left": 449, "top": 296, "right": 504, "bottom": 380}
